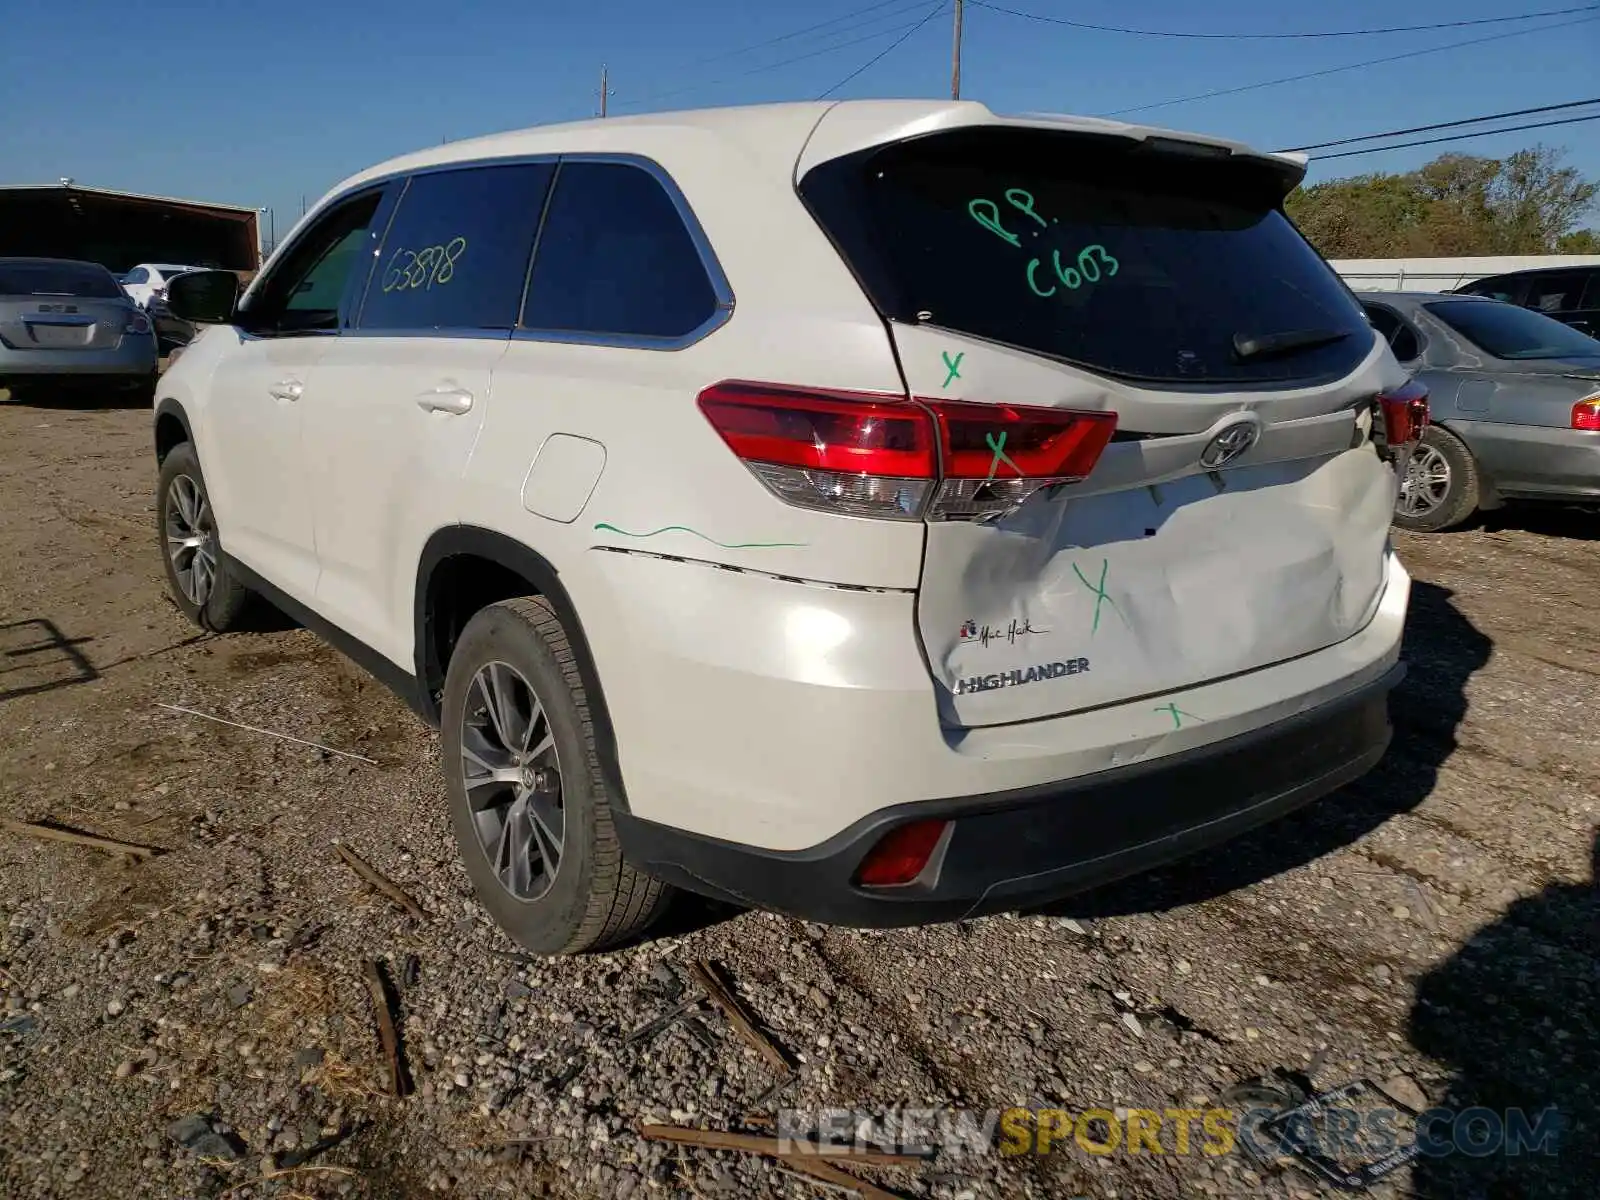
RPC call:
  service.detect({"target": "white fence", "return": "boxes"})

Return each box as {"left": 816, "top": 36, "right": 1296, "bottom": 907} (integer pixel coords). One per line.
{"left": 1329, "top": 254, "right": 1600, "bottom": 293}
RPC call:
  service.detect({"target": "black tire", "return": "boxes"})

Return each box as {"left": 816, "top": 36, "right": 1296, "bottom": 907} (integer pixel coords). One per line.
{"left": 441, "top": 597, "right": 672, "bottom": 955}
{"left": 1392, "top": 425, "right": 1480, "bottom": 533}
{"left": 156, "top": 442, "right": 254, "bottom": 631}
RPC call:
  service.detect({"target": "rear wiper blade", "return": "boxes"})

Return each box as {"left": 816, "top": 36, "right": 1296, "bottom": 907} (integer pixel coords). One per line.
{"left": 1232, "top": 327, "right": 1349, "bottom": 361}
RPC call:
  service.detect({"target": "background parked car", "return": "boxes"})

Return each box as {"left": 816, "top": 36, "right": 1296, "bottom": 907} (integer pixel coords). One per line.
{"left": 1360, "top": 291, "right": 1600, "bottom": 530}
{"left": 0, "top": 257, "right": 159, "bottom": 401}
{"left": 1453, "top": 265, "right": 1600, "bottom": 336}
{"left": 145, "top": 289, "right": 195, "bottom": 352}
{"left": 119, "top": 263, "right": 202, "bottom": 309}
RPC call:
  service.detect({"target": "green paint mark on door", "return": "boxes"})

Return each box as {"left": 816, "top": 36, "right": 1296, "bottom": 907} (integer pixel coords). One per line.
{"left": 593, "top": 523, "right": 806, "bottom": 550}
{"left": 941, "top": 351, "right": 964, "bottom": 388}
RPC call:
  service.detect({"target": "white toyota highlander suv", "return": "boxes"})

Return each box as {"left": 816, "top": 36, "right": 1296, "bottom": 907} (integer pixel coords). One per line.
{"left": 154, "top": 100, "right": 1424, "bottom": 955}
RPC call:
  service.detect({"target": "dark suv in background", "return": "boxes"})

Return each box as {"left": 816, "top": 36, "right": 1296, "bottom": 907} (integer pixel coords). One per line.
{"left": 1454, "top": 265, "right": 1600, "bottom": 336}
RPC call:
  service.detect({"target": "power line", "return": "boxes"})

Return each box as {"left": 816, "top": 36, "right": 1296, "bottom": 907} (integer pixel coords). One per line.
{"left": 971, "top": 0, "right": 1600, "bottom": 40}
{"left": 1106, "top": 12, "right": 1600, "bottom": 116}
{"left": 691, "top": 0, "right": 933, "bottom": 66}
{"left": 617, "top": 12, "right": 937, "bottom": 110}
{"left": 818, "top": 2, "right": 948, "bottom": 98}
{"left": 1281, "top": 97, "right": 1600, "bottom": 153}
{"left": 1312, "top": 111, "right": 1600, "bottom": 161}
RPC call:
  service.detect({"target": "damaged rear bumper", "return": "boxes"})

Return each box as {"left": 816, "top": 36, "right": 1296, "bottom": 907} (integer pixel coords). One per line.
{"left": 614, "top": 660, "right": 1404, "bottom": 927}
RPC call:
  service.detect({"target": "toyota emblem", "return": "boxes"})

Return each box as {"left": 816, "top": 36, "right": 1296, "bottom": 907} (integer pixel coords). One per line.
{"left": 1200, "top": 419, "right": 1260, "bottom": 469}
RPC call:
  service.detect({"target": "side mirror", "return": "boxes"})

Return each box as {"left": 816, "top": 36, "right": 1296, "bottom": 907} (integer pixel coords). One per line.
{"left": 166, "top": 270, "right": 239, "bottom": 325}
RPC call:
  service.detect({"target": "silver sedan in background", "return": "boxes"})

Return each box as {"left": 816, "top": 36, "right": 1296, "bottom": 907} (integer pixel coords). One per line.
{"left": 0, "top": 258, "right": 159, "bottom": 402}
{"left": 1359, "top": 291, "right": 1600, "bottom": 531}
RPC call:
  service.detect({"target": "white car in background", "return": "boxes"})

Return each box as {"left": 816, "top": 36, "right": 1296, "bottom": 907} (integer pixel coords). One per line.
{"left": 120, "top": 263, "right": 201, "bottom": 309}
{"left": 152, "top": 100, "right": 1423, "bottom": 956}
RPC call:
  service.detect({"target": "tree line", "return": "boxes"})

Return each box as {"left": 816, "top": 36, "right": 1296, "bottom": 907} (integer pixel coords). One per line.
{"left": 1285, "top": 145, "right": 1600, "bottom": 258}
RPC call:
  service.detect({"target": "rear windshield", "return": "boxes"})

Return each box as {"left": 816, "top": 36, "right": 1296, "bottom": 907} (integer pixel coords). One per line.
{"left": 0, "top": 261, "right": 123, "bottom": 299}
{"left": 1426, "top": 299, "right": 1600, "bottom": 360}
{"left": 800, "top": 128, "right": 1372, "bottom": 386}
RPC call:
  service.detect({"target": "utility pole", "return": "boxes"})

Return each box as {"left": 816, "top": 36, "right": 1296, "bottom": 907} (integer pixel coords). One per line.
{"left": 950, "top": 0, "right": 963, "bottom": 100}
{"left": 598, "top": 64, "right": 612, "bottom": 117}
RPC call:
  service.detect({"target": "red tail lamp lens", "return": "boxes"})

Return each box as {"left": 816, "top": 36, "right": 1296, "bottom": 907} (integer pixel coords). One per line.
{"left": 697, "top": 382, "right": 936, "bottom": 478}
{"left": 1377, "top": 379, "right": 1429, "bottom": 447}
{"left": 926, "top": 399, "right": 1118, "bottom": 482}
{"left": 856, "top": 819, "right": 948, "bottom": 888}
{"left": 1572, "top": 397, "right": 1600, "bottom": 431}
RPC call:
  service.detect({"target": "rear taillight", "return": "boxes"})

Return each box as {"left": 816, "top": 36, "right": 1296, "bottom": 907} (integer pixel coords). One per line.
{"left": 1573, "top": 396, "right": 1600, "bottom": 431}
{"left": 696, "top": 382, "right": 1116, "bottom": 523}
{"left": 855, "top": 819, "right": 948, "bottom": 887}
{"left": 1376, "top": 378, "right": 1429, "bottom": 449}
{"left": 924, "top": 398, "right": 1117, "bottom": 521}
{"left": 125, "top": 312, "right": 152, "bottom": 336}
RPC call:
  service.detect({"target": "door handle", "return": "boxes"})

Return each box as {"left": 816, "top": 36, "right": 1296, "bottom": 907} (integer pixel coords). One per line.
{"left": 415, "top": 387, "right": 474, "bottom": 415}
{"left": 268, "top": 379, "right": 303, "bottom": 402}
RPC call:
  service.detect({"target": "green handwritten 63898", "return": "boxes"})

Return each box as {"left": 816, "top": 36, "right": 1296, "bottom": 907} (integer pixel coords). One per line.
{"left": 967, "top": 190, "right": 1117, "bottom": 300}
{"left": 381, "top": 236, "right": 468, "bottom": 293}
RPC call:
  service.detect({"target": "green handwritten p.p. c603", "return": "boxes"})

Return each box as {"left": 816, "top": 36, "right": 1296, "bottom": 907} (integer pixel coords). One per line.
{"left": 967, "top": 190, "right": 1118, "bottom": 301}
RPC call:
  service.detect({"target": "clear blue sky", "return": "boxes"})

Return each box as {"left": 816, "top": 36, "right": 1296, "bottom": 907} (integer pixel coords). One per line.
{"left": 3, "top": 0, "right": 1597, "bottom": 245}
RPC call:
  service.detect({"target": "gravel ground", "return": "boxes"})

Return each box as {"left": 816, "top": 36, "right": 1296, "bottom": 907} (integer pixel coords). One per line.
{"left": 0, "top": 395, "right": 1595, "bottom": 1200}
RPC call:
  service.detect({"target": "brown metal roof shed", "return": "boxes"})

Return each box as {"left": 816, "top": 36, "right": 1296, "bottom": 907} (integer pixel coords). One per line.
{"left": 0, "top": 183, "right": 260, "bottom": 274}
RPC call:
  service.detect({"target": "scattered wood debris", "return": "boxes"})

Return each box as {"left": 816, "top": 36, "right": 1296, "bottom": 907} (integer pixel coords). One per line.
{"left": 780, "top": 1154, "right": 908, "bottom": 1200}
{"left": 688, "top": 960, "right": 791, "bottom": 1075}
{"left": 334, "top": 843, "right": 426, "bottom": 920}
{"left": 641, "top": 1124, "right": 918, "bottom": 1200}
{"left": 0, "top": 817, "right": 161, "bottom": 861}
{"left": 360, "top": 959, "right": 411, "bottom": 1098}
{"left": 624, "top": 993, "right": 704, "bottom": 1046}
{"left": 638, "top": 1124, "right": 921, "bottom": 1167}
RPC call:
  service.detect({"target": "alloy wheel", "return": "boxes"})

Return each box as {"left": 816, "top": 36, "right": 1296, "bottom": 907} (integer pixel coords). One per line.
{"left": 459, "top": 661, "right": 564, "bottom": 901}
{"left": 164, "top": 474, "right": 217, "bottom": 608}
{"left": 1397, "top": 443, "right": 1451, "bottom": 518}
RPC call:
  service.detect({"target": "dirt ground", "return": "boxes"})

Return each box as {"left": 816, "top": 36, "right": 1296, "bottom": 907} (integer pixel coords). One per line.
{"left": 0, "top": 394, "right": 1595, "bottom": 1200}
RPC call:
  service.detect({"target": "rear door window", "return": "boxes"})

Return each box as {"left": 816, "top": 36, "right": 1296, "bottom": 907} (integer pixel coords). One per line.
{"left": 520, "top": 161, "right": 720, "bottom": 341}
{"left": 1426, "top": 299, "right": 1600, "bottom": 360}
{"left": 1362, "top": 303, "right": 1420, "bottom": 362}
{"left": 1525, "top": 272, "right": 1587, "bottom": 315}
{"left": 1457, "top": 276, "right": 1523, "bottom": 304}
{"left": 800, "top": 127, "right": 1372, "bottom": 386}
{"left": 359, "top": 163, "right": 555, "bottom": 332}
{"left": 0, "top": 261, "right": 124, "bottom": 299}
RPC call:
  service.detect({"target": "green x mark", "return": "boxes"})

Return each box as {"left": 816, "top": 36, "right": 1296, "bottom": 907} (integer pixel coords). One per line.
{"left": 984, "top": 430, "right": 1021, "bottom": 483}
{"left": 1071, "top": 558, "right": 1123, "bottom": 634}
{"left": 1154, "top": 702, "right": 1204, "bottom": 730}
{"left": 941, "top": 350, "right": 964, "bottom": 388}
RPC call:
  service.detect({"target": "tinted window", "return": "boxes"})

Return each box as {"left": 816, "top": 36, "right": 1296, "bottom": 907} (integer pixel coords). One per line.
{"left": 1458, "top": 277, "right": 1521, "bottom": 303}
{"left": 287, "top": 229, "right": 367, "bottom": 314}
{"left": 1427, "top": 299, "right": 1600, "bottom": 360}
{"left": 1579, "top": 271, "right": 1600, "bottom": 309}
{"left": 521, "top": 162, "right": 719, "bottom": 339}
{"left": 0, "top": 261, "right": 123, "bottom": 298}
{"left": 1363, "top": 304, "right": 1419, "bottom": 362}
{"left": 800, "top": 128, "right": 1369, "bottom": 386}
{"left": 246, "top": 192, "right": 383, "bottom": 333}
{"left": 360, "top": 164, "right": 554, "bottom": 332}
{"left": 1525, "top": 272, "right": 1587, "bottom": 314}
{"left": 123, "top": 266, "right": 149, "bottom": 285}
